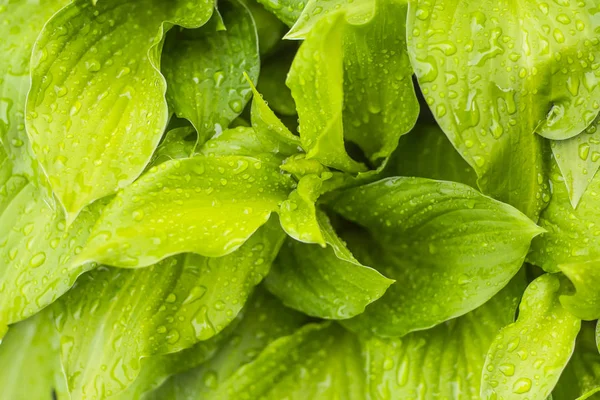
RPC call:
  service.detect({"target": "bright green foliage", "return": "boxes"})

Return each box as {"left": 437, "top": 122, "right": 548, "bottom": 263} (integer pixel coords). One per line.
{"left": 364, "top": 273, "right": 526, "bottom": 400}
{"left": 529, "top": 161, "right": 600, "bottom": 272}
{"left": 56, "top": 222, "right": 285, "bottom": 399}
{"left": 0, "top": 310, "right": 68, "bottom": 400}
{"left": 554, "top": 322, "right": 600, "bottom": 400}
{"left": 212, "top": 322, "right": 365, "bottom": 399}
{"left": 0, "top": 0, "right": 69, "bottom": 178}
{"left": 266, "top": 210, "right": 393, "bottom": 319}
{"left": 78, "top": 156, "right": 295, "bottom": 267}
{"left": 3, "top": 0, "right": 600, "bottom": 399}
{"left": 328, "top": 177, "right": 543, "bottom": 337}
{"left": 162, "top": 0, "right": 259, "bottom": 145}
{"left": 26, "top": 0, "right": 215, "bottom": 222}
{"left": 481, "top": 274, "right": 581, "bottom": 400}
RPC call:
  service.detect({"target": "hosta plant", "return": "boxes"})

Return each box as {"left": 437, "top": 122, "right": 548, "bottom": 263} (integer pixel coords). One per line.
{"left": 2, "top": 0, "right": 600, "bottom": 399}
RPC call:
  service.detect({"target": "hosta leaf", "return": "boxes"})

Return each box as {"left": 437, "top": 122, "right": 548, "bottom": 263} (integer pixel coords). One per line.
{"left": 266, "top": 210, "right": 393, "bottom": 319}
{"left": 386, "top": 123, "right": 477, "bottom": 188}
{"left": 213, "top": 322, "right": 365, "bottom": 399}
{"left": 287, "top": 0, "right": 418, "bottom": 170}
{"left": 0, "top": 0, "right": 69, "bottom": 177}
{"left": 553, "top": 322, "right": 600, "bottom": 400}
{"left": 481, "top": 274, "right": 581, "bottom": 400}
{"left": 162, "top": 0, "right": 259, "bottom": 146}
{"left": 365, "top": 272, "right": 526, "bottom": 400}
{"left": 257, "top": 48, "right": 297, "bottom": 116}
{"left": 284, "top": 0, "right": 375, "bottom": 40}
{"left": 0, "top": 183, "right": 102, "bottom": 338}
{"left": 558, "top": 260, "right": 600, "bottom": 320}
{"left": 243, "top": 0, "right": 287, "bottom": 56}
{"left": 108, "top": 315, "right": 238, "bottom": 400}
{"left": 78, "top": 155, "right": 295, "bottom": 268}
{"left": 0, "top": 310, "right": 68, "bottom": 400}
{"left": 149, "top": 125, "right": 197, "bottom": 168}
{"left": 287, "top": 13, "right": 367, "bottom": 173}
{"left": 327, "top": 177, "right": 543, "bottom": 337}
{"left": 278, "top": 174, "right": 325, "bottom": 244}
{"left": 529, "top": 160, "right": 600, "bottom": 272}
{"left": 254, "top": 0, "right": 305, "bottom": 26}
{"left": 409, "top": 0, "right": 600, "bottom": 218}
{"left": 146, "top": 288, "right": 307, "bottom": 400}
{"left": 26, "top": 0, "right": 214, "bottom": 222}
{"left": 552, "top": 117, "right": 600, "bottom": 208}
{"left": 56, "top": 222, "right": 284, "bottom": 399}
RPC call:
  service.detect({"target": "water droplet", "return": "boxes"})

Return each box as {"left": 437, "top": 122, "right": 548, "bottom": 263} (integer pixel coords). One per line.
{"left": 499, "top": 363, "right": 515, "bottom": 376}
{"left": 30, "top": 252, "right": 46, "bottom": 268}
{"left": 512, "top": 377, "right": 532, "bottom": 394}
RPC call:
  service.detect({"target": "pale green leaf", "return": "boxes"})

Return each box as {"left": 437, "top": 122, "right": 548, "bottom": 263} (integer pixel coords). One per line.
{"left": 26, "top": 0, "right": 214, "bottom": 221}
{"left": 77, "top": 155, "right": 295, "bottom": 268}
{"left": 481, "top": 274, "right": 581, "bottom": 400}
{"left": 0, "top": 0, "right": 69, "bottom": 177}
{"left": 552, "top": 117, "right": 600, "bottom": 208}
{"left": 409, "top": 0, "right": 600, "bottom": 218}
{"left": 278, "top": 174, "right": 325, "bottom": 244}
{"left": 145, "top": 288, "right": 307, "bottom": 400}
{"left": 213, "top": 322, "right": 365, "bottom": 400}
{"left": 108, "top": 315, "right": 238, "bottom": 400}
{"left": 284, "top": 0, "right": 375, "bottom": 40}
{"left": 254, "top": 0, "right": 305, "bottom": 26}
{"left": 386, "top": 123, "right": 477, "bottom": 188}
{"left": 242, "top": 0, "right": 288, "bottom": 56}
{"left": 287, "top": 12, "right": 367, "bottom": 173}
{"left": 553, "top": 322, "right": 600, "bottom": 400}
{"left": 365, "top": 272, "right": 526, "bottom": 400}
{"left": 57, "top": 221, "right": 284, "bottom": 399}
{"left": 558, "top": 260, "right": 600, "bottom": 320}
{"left": 266, "top": 210, "right": 393, "bottom": 319}
{"left": 529, "top": 160, "right": 600, "bottom": 272}
{"left": 0, "top": 310, "right": 68, "bottom": 400}
{"left": 149, "top": 125, "right": 197, "bottom": 168}
{"left": 287, "top": 0, "right": 418, "bottom": 170}
{"left": 0, "top": 182, "right": 102, "bottom": 338}
{"left": 327, "top": 177, "right": 543, "bottom": 337}
{"left": 162, "top": 0, "right": 259, "bottom": 145}
{"left": 257, "top": 48, "right": 297, "bottom": 115}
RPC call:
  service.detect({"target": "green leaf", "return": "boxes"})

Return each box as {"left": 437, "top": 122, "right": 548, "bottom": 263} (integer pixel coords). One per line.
{"left": 529, "top": 160, "right": 600, "bottom": 272}
{"left": 162, "top": 0, "right": 260, "bottom": 146}
{"left": 558, "top": 260, "right": 600, "bottom": 320}
{"left": 0, "top": 310, "right": 68, "bottom": 400}
{"left": 213, "top": 322, "right": 365, "bottom": 399}
{"left": 287, "top": 13, "right": 367, "bottom": 173}
{"left": 553, "top": 322, "right": 600, "bottom": 400}
{"left": 287, "top": 0, "right": 419, "bottom": 170}
{"left": 257, "top": 47, "right": 297, "bottom": 116}
{"left": 552, "top": 117, "right": 600, "bottom": 208}
{"left": 26, "top": 0, "right": 214, "bottom": 222}
{"left": 327, "top": 177, "right": 543, "bottom": 337}
{"left": 365, "top": 272, "right": 526, "bottom": 400}
{"left": 266, "top": 210, "right": 393, "bottom": 319}
{"left": 481, "top": 274, "right": 581, "bottom": 400}
{"left": 278, "top": 174, "right": 325, "bottom": 244}
{"left": 77, "top": 155, "right": 295, "bottom": 268}
{"left": 409, "top": 0, "right": 598, "bottom": 218}
{"left": 254, "top": 0, "right": 305, "bottom": 26}
{"left": 242, "top": 0, "right": 288, "bottom": 56}
{"left": 386, "top": 123, "right": 478, "bottom": 188}
{"left": 284, "top": 0, "right": 375, "bottom": 40}
{"left": 0, "top": 182, "right": 102, "bottom": 338}
{"left": 145, "top": 288, "right": 307, "bottom": 400}
{"left": 109, "top": 316, "right": 238, "bottom": 400}
{"left": 56, "top": 221, "right": 284, "bottom": 399}
{"left": 149, "top": 125, "right": 197, "bottom": 169}
{"left": 0, "top": 0, "right": 69, "bottom": 177}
